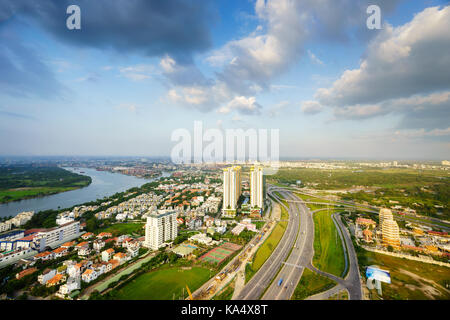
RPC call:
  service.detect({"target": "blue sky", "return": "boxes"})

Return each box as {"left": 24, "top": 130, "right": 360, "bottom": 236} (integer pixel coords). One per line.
{"left": 0, "top": 0, "right": 449, "bottom": 160}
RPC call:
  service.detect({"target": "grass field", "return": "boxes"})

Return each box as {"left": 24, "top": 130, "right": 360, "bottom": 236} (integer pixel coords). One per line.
{"left": 246, "top": 203, "right": 289, "bottom": 282}
{"left": 113, "top": 267, "right": 212, "bottom": 300}
{"left": 356, "top": 249, "right": 450, "bottom": 300}
{"left": 312, "top": 209, "right": 346, "bottom": 277}
{"left": 97, "top": 223, "right": 144, "bottom": 236}
{"left": 291, "top": 268, "right": 337, "bottom": 300}
{"left": 293, "top": 192, "right": 328, "bottom": 202}
{"left": 270, "top": 167, "right": 450, "bottom": 219}
{"left": 270, "top": 167, "right": 449, "bottom": 190}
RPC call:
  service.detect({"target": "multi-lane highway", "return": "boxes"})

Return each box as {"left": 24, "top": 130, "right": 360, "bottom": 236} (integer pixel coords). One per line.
{"left": 261, "top": 191, "right": 314, "bottom": 300}
{"left": 235, "top": 189, "right": 300, "bottom": 300}
{"left": 236, "top": 185, "right": 363, "bottom": 300}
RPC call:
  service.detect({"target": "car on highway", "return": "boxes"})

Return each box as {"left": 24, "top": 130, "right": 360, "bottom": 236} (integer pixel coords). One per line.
{"left": 278, "top": 278, "right": 283, "bottom": 286}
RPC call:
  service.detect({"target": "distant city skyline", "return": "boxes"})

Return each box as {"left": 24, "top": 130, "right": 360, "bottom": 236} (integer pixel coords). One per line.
{"left": 0, "top": 0, "right": 449, "bottom": 159}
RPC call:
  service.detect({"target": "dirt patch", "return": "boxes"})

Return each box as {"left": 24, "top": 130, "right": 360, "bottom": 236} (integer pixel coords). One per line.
{"left": 398, "top": 269, "right": 449, "bottom": 299}
{"left": 273, "top": 203, "right": 281, "bottom": 220}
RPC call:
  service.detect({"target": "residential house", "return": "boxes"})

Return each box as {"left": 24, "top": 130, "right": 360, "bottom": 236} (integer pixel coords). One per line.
{"left": 61, "top": 241, "right": 76, "bottom": 249}
{"left": 38, "top": 268, "right": 56, "bottom": 285}
{"left": 52, "top": 247, "right": 68, "bottom": 258}
{"left": 46, "top": 274, "right": 66, "bottom": 287}
{"left": 59, "top": 277, "right": 80, "bottom": 296}
{"left": 67, "top": 263, "right": 83, "bottom": 278}
{"left": 81, "top": 232, "right": 94, "bottom": 240}
{"left": 34, "top": 251, "right": 54, "bottom": 261}
{"left": 101, "top": 248, "right": 115, "bottom": 262}
{"left": 93, "top": 239, "right": 105, "bottom": 251}
{"left": 97, "top": 232, "right": 112, "bottom": 239}
{"left": 16, "top": 267, "right": 37, "bottom": 280}
{"left": 92, "top": 263, "right": 106, "bottom": 276}
{"left": 81, "top": 269, "right": 98, "bottom": 283}
{"left": 109, "top": 259, "right": 120, "bottom": 270}
{"left": 113, "top": 252, "right": 127, "bottom": 264}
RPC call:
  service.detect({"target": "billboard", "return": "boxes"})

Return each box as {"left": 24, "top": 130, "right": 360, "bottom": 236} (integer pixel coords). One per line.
{"left": 366, "top": 266, "right": 391, "bottom": 284}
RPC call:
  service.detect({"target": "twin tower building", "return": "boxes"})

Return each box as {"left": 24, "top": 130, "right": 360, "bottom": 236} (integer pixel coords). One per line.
{"left": 222, "top": 165, "right": 265, "bottom": 218}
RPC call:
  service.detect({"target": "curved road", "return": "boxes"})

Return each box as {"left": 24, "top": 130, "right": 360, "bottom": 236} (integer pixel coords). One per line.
{"left": 242, "top": 186, "right": 363, "bottom": 300}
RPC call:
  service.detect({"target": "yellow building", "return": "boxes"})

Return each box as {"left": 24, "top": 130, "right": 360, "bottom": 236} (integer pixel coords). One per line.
{"left": 379, "top": 208, "right": 393, "bottom": 228}
{"left": 382, "top": 219, "right": 400, "bottom": 249}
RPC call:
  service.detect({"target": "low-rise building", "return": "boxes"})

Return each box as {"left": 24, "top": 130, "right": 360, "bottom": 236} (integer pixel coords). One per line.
{"left": 101, "top": 248, "right": 115, "bottom": 262}
{"left": 113, "top": 252, "right": 127, "bottom": 263}
{"left": 81, "top": 232, "right": 94, "bottom": 240}
{"left": 93, "top": 240, "right": 105, "bottom": 251}
{"left": 34, "top": 251, "right": 54, "bottom": 261}
{"left": 38, "top": 268, "right": 57, "bottom": 285}
{"left": 52, "top": 247, "right": 68, "bottom": 258}
{"left": 16, "top": 267, "right": 37, "bottom": 280}
{"left": 59, "top": 277, "right": 80, "bottom": 296}
{"left": 81, "top": 269, "right": 97, "bottom": 283}
{"left": 189, "top": 233, "right": 214, "bottom": 246}
{"left": 46, "top": 274, "right": 66, "bottom": 287}
{"left": 97, "top": 232, "right": 112, "bottom": 239}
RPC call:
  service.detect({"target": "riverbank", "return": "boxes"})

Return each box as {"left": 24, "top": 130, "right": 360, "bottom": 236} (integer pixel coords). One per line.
{"left": 0, "top": 168, "right": 167, "bottom": 218}
{"left": 0, "top": 166, "right": 92, "bottom": 204}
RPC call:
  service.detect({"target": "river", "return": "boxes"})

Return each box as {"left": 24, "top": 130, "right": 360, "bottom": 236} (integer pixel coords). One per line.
{"left": 0, "top": 167, "right": 170, "bottom": 218}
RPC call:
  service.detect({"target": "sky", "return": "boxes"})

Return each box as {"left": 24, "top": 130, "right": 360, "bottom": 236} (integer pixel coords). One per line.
{"left": 0, "top": 0, "right": 449, "bottom": 160}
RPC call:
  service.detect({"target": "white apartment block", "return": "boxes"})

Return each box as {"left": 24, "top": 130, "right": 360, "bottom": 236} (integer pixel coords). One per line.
{"left": 250, "top": 165, "right": 265, "bottom": 210}
{"left": 9, "top": 211, "right": 34, "bottom": 227}
{"left": 56, "top": 216, "right": 75, "bottom": 226}
{"left": 0, "top": 221, "right": 11, "bottom": 233}
{"left": 144, "top": 210, "right": 178, "bottom": 250}
{"left": 222, "top": 166, "right": 242, "bottom": 217}
{"left": 33, "top": 221, "right": 81, "bottom": 251}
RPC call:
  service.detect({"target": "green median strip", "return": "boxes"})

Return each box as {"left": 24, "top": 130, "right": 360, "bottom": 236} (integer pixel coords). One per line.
{"left": 245, "top": 201, "right": 290, "bottom": 283}
{"left": 291, "top": 268, "right": 337, "bottom": 300}
{"left": 312, "top": 209, "right": 346, "bottom": 277}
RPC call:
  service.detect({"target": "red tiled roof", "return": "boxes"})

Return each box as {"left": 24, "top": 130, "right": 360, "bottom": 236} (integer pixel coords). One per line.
{"left": 18, "top": 234, "right": 37, "bottom": 241}
{"left": 35, "top": 251, "right": 52, "bottom": 258}
{"left": 53, "top": 247, "right": 67, "bottom": 254}
{"left": 24, "top": 229, "right": 45, "bottom": 236}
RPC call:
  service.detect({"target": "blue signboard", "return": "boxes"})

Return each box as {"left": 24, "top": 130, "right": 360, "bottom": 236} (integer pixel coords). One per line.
{"left": 366, "top": 266, "right": 391, "bottom": 284}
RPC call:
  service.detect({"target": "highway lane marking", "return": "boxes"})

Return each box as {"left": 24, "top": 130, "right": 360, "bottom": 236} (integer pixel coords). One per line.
{"left": 276, "top": 203, "right": 304, "bottom": 299}
{"left": 269, "top": 194, "right": 304, "bottom": 300}
{"left": 240, "top": 191, "right": 299, "bottom": 300}
{"left": 274, "top": 197, "right": 314, "bottom": 300}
